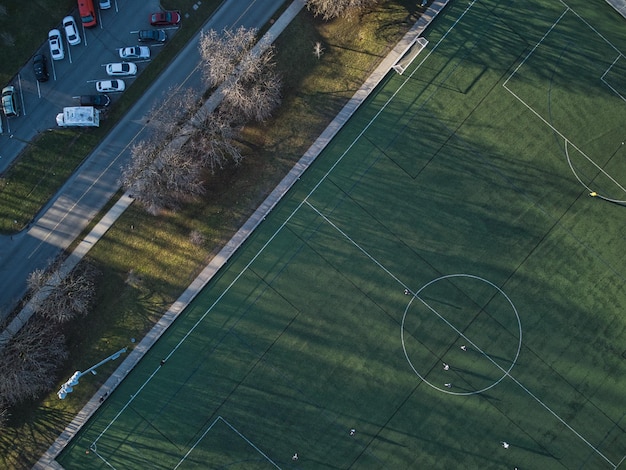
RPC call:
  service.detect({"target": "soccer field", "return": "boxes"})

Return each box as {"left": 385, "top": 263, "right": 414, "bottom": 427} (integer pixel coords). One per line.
{"left": 58, "top": 0, "right": 626, "bottom": 468}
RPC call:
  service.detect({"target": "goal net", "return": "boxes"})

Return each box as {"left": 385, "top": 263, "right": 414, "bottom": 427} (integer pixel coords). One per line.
{"left": 393, "top": 37, "right": 429, "bottom": 75}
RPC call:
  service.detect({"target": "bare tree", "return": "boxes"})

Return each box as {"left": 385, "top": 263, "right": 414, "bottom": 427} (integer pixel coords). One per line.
{"left": 199, "top": 26, "right": 259, "bottom": 88}
{"left": 306, "top": 0, "right": 378, "bottom": 20}
{"left": 146, "top": 86, "right": 200, "bottom": 140}
{"left": 122, "top": 142, "right": 205, "bottom": 215}
{"left": 27, "top": 261, "right": 99, "bottom": 324}
{"left": 313, "top": 41, "right": 325, "bottom": 59}
{"left": 199, "top": 27, "right": 282, "bottom": 122}
{"left": 0, "top": 318, "right": 68, "bottom": 407}
{"left": 186, "top": 109, "right": 244, "bottom": 173}
{"left": 125, "top": 27, "right": 283, "bottom": 214}
{"left": 221, "top": 69, "right": 282, "bottom": 123}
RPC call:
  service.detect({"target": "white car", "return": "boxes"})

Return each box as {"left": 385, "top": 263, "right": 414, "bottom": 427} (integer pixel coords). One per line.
{"left": 96, "top": 79, "right": 125, "bottom": 93}
{"left": 48, "top": 29, "right": 65, "bottom": 61}
{"left": 105, "top": 62, "right": 137, "bottom": 76}
{"left": 99, "top": 0, "right": 111, "bottom": 9}
{"left": 119, "top": 46, "right": 150, "bottom": 60}
{"left": 63, "top": 16, "right": 81, "bottom": 46}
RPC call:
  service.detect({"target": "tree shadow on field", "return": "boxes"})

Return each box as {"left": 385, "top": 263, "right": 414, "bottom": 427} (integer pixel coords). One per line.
{"left": 0, "top": 404, "right": 75, "bottom": 469}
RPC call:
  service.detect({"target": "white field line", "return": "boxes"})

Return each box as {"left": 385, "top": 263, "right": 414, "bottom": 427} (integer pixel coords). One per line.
{"left": 600, "top": 55, "right": 626, "bottom": 104}
{"left": 559, "top": 0, "right": 624, "bottom": 56}
{"left": 221, "top": 417, "right": 282, "bottom": 469}
{"left": 306, "top": 199, "right": 616, "bottom": 468}
{"left": 502, "top": 8, "right": 569, "bottom": 88}
{"left": 173, "top": 417, "right": 222, "bottom": 470}
{"left": 601, "top": 55, "right": 621, "bottom": 81}
{"left": 415, "top": 296, "right": 615, "bottom": 467}
{"left": 503, "top": 4, "right": 626, "bottom": 197}
{"left": 92, "top": 366, "right": 162, "bottom": 446}
{"left": 174, "top": 416, "right": 282, "bottom": 469}
{"left": 90, "top": 444, "right": 117, "bottom": 470}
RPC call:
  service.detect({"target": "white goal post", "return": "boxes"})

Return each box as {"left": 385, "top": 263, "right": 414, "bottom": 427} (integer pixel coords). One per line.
{"left": 392, "top": 37, "right": 429, "bottom": 75}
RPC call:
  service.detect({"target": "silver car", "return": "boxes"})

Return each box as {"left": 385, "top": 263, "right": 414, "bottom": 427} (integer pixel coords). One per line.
{"left": 96, "top": 79, "right": 125, "bottom": 93}
{"left": 63, "top": 16, "right": 81, "bottom": 46}
{"left": 48, "top": 29, "right": 65, "bottom": 61}
{"left": 2, "top": 86, "right": 20, "bottom": 117}
{"left": 119, "top": 46, "right": 150, "bottom": 60}
{"left": 105, "top": 62, "right": 137, "bottom": 76}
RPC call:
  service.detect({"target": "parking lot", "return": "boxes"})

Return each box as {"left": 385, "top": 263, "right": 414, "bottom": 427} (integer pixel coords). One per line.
{"left": 0, "top": 0, "right": 175, "bottom": 172}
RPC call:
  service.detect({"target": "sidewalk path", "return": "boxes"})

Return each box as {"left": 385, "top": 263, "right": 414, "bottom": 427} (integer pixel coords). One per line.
{"left": 34, "top": 1, "right": 450, "bottom": 468}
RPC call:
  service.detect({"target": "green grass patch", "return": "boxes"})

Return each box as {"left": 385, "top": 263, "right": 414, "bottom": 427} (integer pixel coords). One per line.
{"left": 0, "top": 129, "right": 98, "bottom": 232}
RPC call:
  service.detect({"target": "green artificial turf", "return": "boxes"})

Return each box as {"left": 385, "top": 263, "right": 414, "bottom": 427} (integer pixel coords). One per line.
{"left": 57, "top": 0, "right": 626, "bottom": 468}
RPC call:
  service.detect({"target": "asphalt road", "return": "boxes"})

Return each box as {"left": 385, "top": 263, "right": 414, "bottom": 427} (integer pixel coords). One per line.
{"left": 0, "top": 0, "right": 287, "bottom": 319}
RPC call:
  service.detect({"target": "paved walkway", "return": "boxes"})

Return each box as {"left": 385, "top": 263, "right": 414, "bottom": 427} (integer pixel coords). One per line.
{"left": 33, "top": 1, "right": 450, "bottom": 468}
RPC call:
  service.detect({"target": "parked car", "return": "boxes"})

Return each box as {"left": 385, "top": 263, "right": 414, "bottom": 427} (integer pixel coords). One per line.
{"left": 63, "top": 16, "right": 81, "bottom": 46}
{"left": 99, "top": 0, "right": 111, "bottom": 9}
{"left": 105, "top": 62, "right": 137, "bottom": 76}
{"left": 79, "top": 94, "right": 111, "bottom": 108}
{"left": 33, "top": 54, "right": 49, "bottom": 82}
{"left": 48, "top": 29, "right": 65, "bottom": 61}
{"left": 138, "top": 29, "right": 167, "bottom": 43}
{"left": 96, "top": 79, "right": 125, "bottom": 93}
{"left": 119, "top": 46, "right": 150, "bottom": 60}
{"left": 149, "top": 10, "right": 180, "bottom": 26}
{"left": 2, "top": 86, "right": 20, "bottom": 117}
{"left": 78, "top": 0, "right": 97, "bottom": 28}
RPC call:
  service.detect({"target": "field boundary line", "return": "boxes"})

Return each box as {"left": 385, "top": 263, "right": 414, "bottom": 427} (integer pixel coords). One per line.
{"left": 502, "top": 7, "right": 569, "bottom": 89}
{"left": 600, "top": 54, "right": 626, "bottom": 103}
{"left": 174, "top": 416, "right": 281, "bottom": 470}
{"left": 503, "top": 2, "right": 626, "bottom": 197}
{"left": 306, "top": 199, "right": 615, "bottom": 468}
{"left": 605, "top": 0, "right": 626, "bottom": 19}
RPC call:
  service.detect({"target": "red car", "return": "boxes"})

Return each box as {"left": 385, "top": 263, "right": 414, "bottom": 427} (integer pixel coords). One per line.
{"left": 149, "top": 10, "right": 181, "bottom": 26}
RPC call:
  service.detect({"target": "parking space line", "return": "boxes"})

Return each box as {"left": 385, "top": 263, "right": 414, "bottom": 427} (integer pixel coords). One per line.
{"left": 17, "top": 74, "right": 26, "bottom": 116}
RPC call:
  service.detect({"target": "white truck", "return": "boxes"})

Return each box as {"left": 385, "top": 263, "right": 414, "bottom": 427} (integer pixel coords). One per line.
{"left": 56, "top": 106, "right": 100, "bottom": 127}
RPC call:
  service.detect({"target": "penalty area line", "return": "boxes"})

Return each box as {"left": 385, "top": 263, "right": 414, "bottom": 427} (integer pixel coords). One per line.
{"left": 174, "top": 416, "right": 281, "bottom": 470}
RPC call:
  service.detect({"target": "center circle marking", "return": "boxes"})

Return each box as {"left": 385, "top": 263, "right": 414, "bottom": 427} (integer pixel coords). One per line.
{"left": 401, "top": 274, "right": 522, "bottom": 395}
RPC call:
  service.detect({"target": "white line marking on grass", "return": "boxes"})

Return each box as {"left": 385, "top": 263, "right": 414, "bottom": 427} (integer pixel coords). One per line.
{"left": 89, "top": 442, "right": 117, "bottom": 469}
{"left": 174, "top": 417, "right": 222, "bottom": 470}
{"left": 220, "top": 417, "right": 282, "bottom": 469}
{"left": 502, "top": 8, "right": 569, "bottom": 88}
{"left": 505, "top": 82, "right": 626, "bottom": 197}
{"left": 401, "top": 274, "right": 522, "bottom": 396}
{"left": 91, "top": 367, "right": 162, "bottom": 448}
{"left": 600, "top": 55, "right": 626, "bottom": 104}
{"left": 559, "top": 0, "right": 624, "bottom": 56}
{"left": 502, "top": 5, "right": 626, "bottom": 200}
{"left": 409, "top": 295, "right": 615, "bottom": 465}
{"left": 306, "top": 200, "right": 615, "bottom": 467}
{"left": 174, "top": 416, "right": 281, "bottom": 469}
